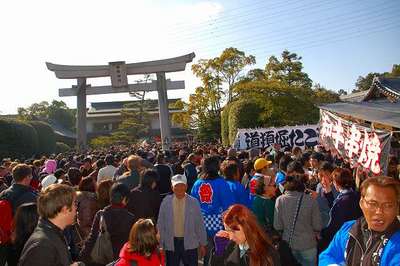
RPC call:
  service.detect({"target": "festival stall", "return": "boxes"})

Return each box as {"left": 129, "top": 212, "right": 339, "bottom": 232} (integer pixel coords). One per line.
{"left": 318, "top": 77, "right": 400, "bottom": 175}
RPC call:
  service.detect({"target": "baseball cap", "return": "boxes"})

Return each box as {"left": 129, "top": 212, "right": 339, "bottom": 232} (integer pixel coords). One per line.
{"left": 254, "top": 158, "right": 272, "bottom": 171}
{"left": 171, "top": 174, "right": 187, "bottom": 187}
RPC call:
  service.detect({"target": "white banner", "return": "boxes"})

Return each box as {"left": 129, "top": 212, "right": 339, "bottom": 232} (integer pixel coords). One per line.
{"left": 233, "top": 125, "right": 319, "bottom": 150}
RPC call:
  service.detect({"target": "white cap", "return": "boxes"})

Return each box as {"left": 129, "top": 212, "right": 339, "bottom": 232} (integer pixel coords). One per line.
{"left": 41, "top": 175, "right": 57, "bottom": 189}
{"left": 171, "top": 174, "right": 187, "bottom": 187}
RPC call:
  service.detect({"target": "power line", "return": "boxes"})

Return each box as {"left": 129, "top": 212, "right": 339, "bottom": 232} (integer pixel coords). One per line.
{"left": 168, "top": 0, "right": 396, "bottom": 44}
{"left": 193, "top": 6, "right": 399, "bottom": 55}
{"left": 240, "top": 21, "right": 400, "bottom": 62}
{"left": 167, "top": 0, "right": 315, "bottom": 31}
{"left": 168, "top": 0, "right": 352, "bottom": 39}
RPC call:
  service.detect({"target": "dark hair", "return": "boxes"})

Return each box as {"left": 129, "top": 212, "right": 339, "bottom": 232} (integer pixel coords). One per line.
{"left": 201, "top": 156, "right": 220, "bottom": 180}
{"left": 360, "top": 176, "right": 400, "bottom": 202}
{"left": 128, "top": 219, "right": 159, "bottom": 257}
{"left": 110, "top": 183, "right": 130, "bottom": 204}
{"left": 286, "top": 160, "right": 305, "bottom": 175}
{"left": 12, "top": 164, "right": 32, "bottom": 183}
{"left": 67, "top": 167, "right": 82, "bottom": 186}
{"left": 220, "top": 161, "right": 238, "bottom": 181}
{"left": 319, "top": 161, "right": 335, "bottom": 173}
{"left": 279, "top": 155, "right": 293, "bottom": 172}
{"left": 105, "top": 154, "right": 115, "bottom": 165}
{"left": 13, "top": 203, "right": 39, "bottom": 256}
{"left": 332, "top": 168, "right": 353, "bottom": 189}
{"left": 274, "top": 151, "right": 284, "bottom": 166}
{"left": 156, "top": 154, "right": 165, "bottom": 164}
{"left": 310, "top": 152, "right": 324, "bottom": 162}
{"left": 54, "top": 169, "right": 65, "bottom": 179}
{"left": 300, "top": 151, "right": 311, "bottom": 165}
{"left": 141, "top": 169, "right": 158, "bottom": 189}
{"left": 95, "top": 159, "right": 106, "bottom": 169}
{"left": 284, "top": 175, "right": 305, "bottom": 192}
{"left": 38, "top": 184, "right": 76, "bottom": 219}
{"left": 243, "top": 160, "right": 254, "bottom": 175}
{"left": 223, "top": 204, "right": 274, "bottom": 266}
{"left": 78, "top": 176, "right": 96, "bottom": 192}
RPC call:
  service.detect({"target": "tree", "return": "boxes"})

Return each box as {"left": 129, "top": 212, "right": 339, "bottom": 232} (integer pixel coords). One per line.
{"left": 353, "top": 64, "right": 400, "bottom": 93}
{"left": 216, "top": 47, "right": 256, "bottom": 102}
{"left": 354, "top": 72, "right": 380, "bottom": 92}
{"left": 264, "top": 50, "right": 313, "bottom": 100}
{"left": 170, "top": 99, "right": 191, "bottom": 129}
{"left": 110, "top": 102, "right": 151, "bottom": 144}
{"left": 187, "top": 86, "right": 222, "bottom": 141}
{"left": 338, "top": 89, "right": 348, "bottom": 96}
{"left": 311, "top": 83, "right": 340, "bottom": 104}
{"left": 17, "top": 100, "right": 75, "bottom": 131}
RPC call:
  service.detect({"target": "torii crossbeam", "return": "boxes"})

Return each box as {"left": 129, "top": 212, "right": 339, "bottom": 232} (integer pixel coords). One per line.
{"left": 46, "top": 52, "right": 195, "bottom": 151}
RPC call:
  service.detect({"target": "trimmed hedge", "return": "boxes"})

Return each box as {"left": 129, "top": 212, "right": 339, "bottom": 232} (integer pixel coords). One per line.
{"left": 221, "top": 103, "right": 231, "bottom": 146}
{"left": 55, "top": 142, "right": 70, "bottom": 154}
{"left": 228, "top": 99, "right": 263, "bottom": 145}
{"left": 0, "top": 119, "right": 38, "bottom": 159}
{"left": 29, "top": 121, "right": 56, "bottom": 155}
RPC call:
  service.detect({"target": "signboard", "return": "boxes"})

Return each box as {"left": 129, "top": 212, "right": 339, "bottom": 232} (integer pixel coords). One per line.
{"left": 109, "top": 61, "right": 128, "bottom": 88}
{"left": 319, "top": 110, "right": 392, "bottom": 175}
{"left": 233, "top": 125, "right": 319, "bottom": 150}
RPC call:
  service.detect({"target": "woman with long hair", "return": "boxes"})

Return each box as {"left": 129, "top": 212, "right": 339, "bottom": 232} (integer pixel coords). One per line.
{"left": 211, "top": 204, "right": 280, "bottom": 266}
{"left": 12, "top": 203, "right": 39, "bottom": 263}
{"left": 115, "top": 219, "right": 165, "bottom": 266}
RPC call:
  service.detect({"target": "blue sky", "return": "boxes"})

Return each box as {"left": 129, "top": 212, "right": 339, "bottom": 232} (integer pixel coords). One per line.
{"left": 0, "top": 0, "right": 399, "bottom": 114}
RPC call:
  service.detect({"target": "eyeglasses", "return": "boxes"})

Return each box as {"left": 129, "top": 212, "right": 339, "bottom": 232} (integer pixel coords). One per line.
{"left": 362, "top": 198, "right": 398, "bottom": 213}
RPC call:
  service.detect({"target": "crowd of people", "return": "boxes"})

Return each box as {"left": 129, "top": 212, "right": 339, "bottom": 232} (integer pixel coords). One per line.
{"left": 0, "top": 142, "right": 399, "bottom": 266}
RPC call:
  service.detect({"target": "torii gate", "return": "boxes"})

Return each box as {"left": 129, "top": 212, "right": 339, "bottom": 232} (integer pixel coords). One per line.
{"left": 46, "top": 52, "right": 195, "bottom": 151}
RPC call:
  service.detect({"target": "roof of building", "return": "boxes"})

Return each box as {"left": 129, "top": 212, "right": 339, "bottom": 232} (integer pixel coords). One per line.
{"left": 320, "top": 77, "right": 400, "bottom": 129}
{"left": 89, "top": 98, "right": 181, "bottom": 113}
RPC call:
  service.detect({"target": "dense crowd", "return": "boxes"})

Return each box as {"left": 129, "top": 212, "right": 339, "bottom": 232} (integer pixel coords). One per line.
{"left": 0, "top": 143, "right": 399, "bottom": 266}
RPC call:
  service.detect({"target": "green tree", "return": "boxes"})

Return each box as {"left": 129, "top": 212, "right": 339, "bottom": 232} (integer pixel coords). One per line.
{"left": 110, "top": 102, "right": 151, "bottom": 144}
{"left": 170, "top": 99, "right": 191, "bottom": 129}
{"left": 265, "top": 50, "right": 312, "bottom": 98}
{"left": 18, "top": 100, "right": 75, "bottom": 131}
{"left": 353, "top": 64, "right": 400, "bottom": 93}
{"left": 216, "top": 47, "right": 256, "bottom": 102}
{"left": 186, "top": 86, "right": 222, "bottom": 141}
{"left": 311, "top": 83, "right": 340, "bottom": 104}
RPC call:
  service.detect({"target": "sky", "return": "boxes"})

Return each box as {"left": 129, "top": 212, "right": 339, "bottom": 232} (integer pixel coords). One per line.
{"left": 0, "top": 0, "right": 399, "bottom": 114}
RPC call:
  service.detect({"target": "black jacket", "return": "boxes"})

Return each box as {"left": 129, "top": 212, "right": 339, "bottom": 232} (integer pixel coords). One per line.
{"left": 210, "top": 241, "right": 280, "bottom": 266}
{"left": 127, "top": 186, "right": 161, "bottom": 222}
{"left": 79, "top": 205, "right": 135, "bottom": 264}
{"left": 0, "top": 183, "right": 37, "bottom": 214}
{"left": 18, "top": 219, "right": 72, "bottom": 266}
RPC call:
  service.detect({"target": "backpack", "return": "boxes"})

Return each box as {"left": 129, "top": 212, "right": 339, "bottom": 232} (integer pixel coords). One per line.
{"left": 0, "top": 199, "right": 13, "bottom": 245}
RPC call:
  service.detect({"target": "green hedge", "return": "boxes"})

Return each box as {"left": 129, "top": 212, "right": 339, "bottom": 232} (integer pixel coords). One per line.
{"left": 228, "top": 99, "right": 263, "bottom": 145}
{"left": 0, "top": 119, "right": 38, "bottom": 159}
{"left": 29, "top": 121, "right": 56, "bottom": 155}
{"left": 221, "top": 103, "right": 231, "bottom": 146}
{"left": 55, "top": 142, "right": 70, "bottom": 154}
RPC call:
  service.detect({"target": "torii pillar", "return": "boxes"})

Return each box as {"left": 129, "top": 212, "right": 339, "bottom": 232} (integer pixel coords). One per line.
{"left": 46, "top": 53, "right": 195, "bottom": 151}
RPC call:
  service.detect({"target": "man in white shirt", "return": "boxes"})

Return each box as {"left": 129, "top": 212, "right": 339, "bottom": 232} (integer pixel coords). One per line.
{"left": 97, "top": 154, "right": 117, "bottom": 184}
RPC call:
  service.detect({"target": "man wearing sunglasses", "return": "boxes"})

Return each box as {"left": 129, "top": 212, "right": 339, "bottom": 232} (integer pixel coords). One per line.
{"left": 320, "top": 176, "right": 400, "bottom": 266}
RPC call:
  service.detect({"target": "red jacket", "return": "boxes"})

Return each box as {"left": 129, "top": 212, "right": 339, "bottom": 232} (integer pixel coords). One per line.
{"left": 116, "top": 243, "right": 165, "bottom": 266}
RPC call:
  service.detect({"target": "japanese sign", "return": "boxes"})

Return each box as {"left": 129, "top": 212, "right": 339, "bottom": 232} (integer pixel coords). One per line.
{"left": 319, "top": 110, "right": 392, "bottom": 175}
{"left": 233, "top": 125, "right": 319, "bottom": 150}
